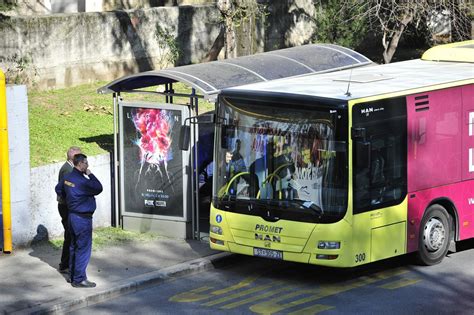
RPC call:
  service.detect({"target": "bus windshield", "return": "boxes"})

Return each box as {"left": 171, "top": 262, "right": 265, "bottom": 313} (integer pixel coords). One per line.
{"left": 212, "top": 95, "right": 348, "bottom": 223}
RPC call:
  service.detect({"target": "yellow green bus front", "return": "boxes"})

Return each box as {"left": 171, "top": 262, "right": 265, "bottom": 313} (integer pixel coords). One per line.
{"left": 208, "top": 91, "right": 414, "bottom": 268}
{"left": 209, "top": 199, "right": 407, "bottom": 268}
{"left": 208, "top": 40, "right": 474, "bottom": 268}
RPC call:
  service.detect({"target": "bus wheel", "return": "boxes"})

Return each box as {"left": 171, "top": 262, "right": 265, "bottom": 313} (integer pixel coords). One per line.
{"left": 417, "top": 205, "right": 450, "bottom": 266}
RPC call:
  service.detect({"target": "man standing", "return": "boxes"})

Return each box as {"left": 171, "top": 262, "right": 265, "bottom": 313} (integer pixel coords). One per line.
{"left": 55, "top": 153, "right": 103, "bottom": 288}
{"left": 57, "top": 146, "right": 81, "bottom": 274}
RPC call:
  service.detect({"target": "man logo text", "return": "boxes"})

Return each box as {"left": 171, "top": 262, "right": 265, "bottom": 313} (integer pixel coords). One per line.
{"left": 255, "top": 233, "right": 281, "bottom": 243}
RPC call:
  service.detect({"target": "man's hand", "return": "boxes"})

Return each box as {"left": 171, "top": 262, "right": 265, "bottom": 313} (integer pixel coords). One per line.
{"left": 86, "top": 169, "right": 91, "bottom": 175}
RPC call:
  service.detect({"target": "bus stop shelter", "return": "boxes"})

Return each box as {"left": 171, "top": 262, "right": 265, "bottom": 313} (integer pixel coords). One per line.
{"left": 98, "top": 44, "right": 372, "bottom": 240}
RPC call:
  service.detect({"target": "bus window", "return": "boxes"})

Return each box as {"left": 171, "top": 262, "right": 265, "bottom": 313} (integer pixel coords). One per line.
{"left": 353, "top": 98, "right": 407, "bottom": 213}
{"left": 213, "top": 96, "right": 349, "bottom": 223}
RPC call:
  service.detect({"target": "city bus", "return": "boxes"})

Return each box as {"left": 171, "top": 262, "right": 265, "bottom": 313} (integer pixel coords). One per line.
{"left": 207, "top": 40, "right": 474, "bottom": 267}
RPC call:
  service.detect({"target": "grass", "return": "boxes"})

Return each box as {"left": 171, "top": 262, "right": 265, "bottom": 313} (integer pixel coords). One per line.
{"left": 28, "top": 81, "right": 215, "bottom": 167}
{"left": 28, "top": 82, "right": 113, "bottom": 166}
{"left": 49, "top": 226, "right": 163, "bottom": 251}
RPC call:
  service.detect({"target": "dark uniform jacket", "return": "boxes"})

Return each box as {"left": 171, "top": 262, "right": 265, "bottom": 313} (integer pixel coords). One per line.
{"left": 55, "top": 168, "right": 103, "bottom": 215}
{"left": 57, "top": 161, "right": 74, "bottom": 204}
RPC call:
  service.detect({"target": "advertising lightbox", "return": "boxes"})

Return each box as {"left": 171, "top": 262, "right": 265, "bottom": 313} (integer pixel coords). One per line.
{"left": 119, "top": 101, "right": 189, "bottom": 220}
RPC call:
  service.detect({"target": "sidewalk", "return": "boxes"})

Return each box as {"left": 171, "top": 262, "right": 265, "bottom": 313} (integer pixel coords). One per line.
{"left": 0, "top": 237, "right": 230, "bottom": 314}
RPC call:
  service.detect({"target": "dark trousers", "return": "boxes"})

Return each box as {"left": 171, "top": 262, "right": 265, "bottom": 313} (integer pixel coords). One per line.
{"left": 58, "top": 203, "right": 71, "bottom": 269}
{"left": 69, "top": 213, "right": 93, "bottom": 284}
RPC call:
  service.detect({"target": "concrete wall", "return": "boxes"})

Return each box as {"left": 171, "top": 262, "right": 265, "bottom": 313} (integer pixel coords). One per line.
{"left": 0, "top": 5, "right": 222, "bottom": 89}
{"left": 0, "top": 2, "right": 319, "bottom": 90}
{"left": 1, "top": 85, "right": 31, "bottom": 247}
{"left": 4, "top": 0, "right": 216, "bottom": 15}
{"left": 0, "top": 85, "right": 112, "bottom": 247}
{"left": 28, "top": 154, "right": 112, "bottom": 245}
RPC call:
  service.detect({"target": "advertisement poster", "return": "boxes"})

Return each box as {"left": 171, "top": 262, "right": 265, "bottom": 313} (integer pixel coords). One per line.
{"left": 120, "top": 104, "right": 185, "bottom": 217}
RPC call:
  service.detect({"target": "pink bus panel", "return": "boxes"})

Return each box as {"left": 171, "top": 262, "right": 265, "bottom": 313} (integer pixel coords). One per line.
{"left": 407, "top": 84, "right": 474, "bottom": 253}
{"left": 407, "top": 181, "right": 474, "bottom": 253}
{"left": 407, "top": 87, "right": 463, "bottom": 192}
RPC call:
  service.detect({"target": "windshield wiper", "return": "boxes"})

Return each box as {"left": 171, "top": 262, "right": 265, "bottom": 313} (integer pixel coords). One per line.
{"left": 250, "top": 199, "right": 324, "bottom": 217}
{"left": 216, "top": 198, "right": 324, "bottom": 219}
{"left": 291, "top": 199, "right": 324, "bottom": 217}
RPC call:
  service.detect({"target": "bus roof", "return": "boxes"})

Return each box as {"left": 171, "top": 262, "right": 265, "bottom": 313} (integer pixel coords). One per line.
{"left": 422, "top": 40, "right": 474, "bottom": 63}
{"left": 226, "top": 41, "right": 473, "bottom": 101}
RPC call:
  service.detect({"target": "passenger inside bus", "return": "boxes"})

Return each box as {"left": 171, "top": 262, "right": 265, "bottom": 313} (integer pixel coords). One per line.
{"left": 273, "top": 143, "right": 298, "bottom": 200}
{"left": 230, "top": 139, "right": 247, "bottom": 176}
{"left": 370, "top": 145, "right": 386, "bottom": 205}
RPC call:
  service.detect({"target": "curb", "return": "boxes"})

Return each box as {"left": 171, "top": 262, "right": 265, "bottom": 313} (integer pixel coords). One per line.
{"left": 16, "top": 252, "right": 232, "bottom": 315}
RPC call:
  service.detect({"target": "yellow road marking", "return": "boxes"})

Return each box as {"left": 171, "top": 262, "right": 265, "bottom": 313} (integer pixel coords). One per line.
{"left": 203, "top": 281, "right": 282, "bottom": 307}
{"left": 379, "top": 278, "right": 421, "bottom": 289}
{"left": 250, "top": 268, "right": 408, "bottom": 314}
{"left": 221, "top": 286, "right": 294, "bottom": 309}
{"left": 169, "top": 286, "right": 214, "bottom": 303}
{"left": 169, "top": 273, "right": 262, "bottom": 303}
{"left": 288, "top": 304, "right": 335, "bottom": 315}
{"left": 212, "top": 273, "right": 261, "bottom": 295}
{"left": 249, "top": 289, "right": 318, "bottom": 314}
{"left": 170, "top": 266, "right": 413, "bottom": 314}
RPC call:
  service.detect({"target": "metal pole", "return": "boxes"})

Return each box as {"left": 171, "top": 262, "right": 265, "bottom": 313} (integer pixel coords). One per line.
{"left": 192, "top": 88, "right": 200, "bottom": 240}
{"left": 189, "top": 100, "right": 196, "bottom": 239}
{"left": 0, "top": 69, "right": 12, "bottom": 253}
{"left": 169, "top": 83, "right": 174, "bottom": 104}
{"left": 113, "top": 93, "right": 120, "bottom": 227}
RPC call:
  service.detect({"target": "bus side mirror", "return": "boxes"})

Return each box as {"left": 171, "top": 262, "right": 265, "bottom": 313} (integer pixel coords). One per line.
{"left": 179, "top": 113, "right": 216, "bottom": 150}
{"left": 179, "top": 125, "right": 190, "bottom": 151}
{"left": 352, "top": 127, "right": 370, "bottom": 169}
{"left": 220, "top": 125, "right": 227, "bottom": 148}
{"left": 220, "top": 125, "right": 235, "bottom": 148}
{"left": 351, "top": 127, "right": 366, "bottom": 140}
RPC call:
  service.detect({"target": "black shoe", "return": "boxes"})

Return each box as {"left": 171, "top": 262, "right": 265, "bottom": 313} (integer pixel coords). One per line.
{"left": 71, "top": 279, "right": 96, "bottom": 288}
{"left": 58, "top": 267, "right": 69, "bottom": 274}
{"left": 66, "top": 277, "right": 71, "bottom": 283}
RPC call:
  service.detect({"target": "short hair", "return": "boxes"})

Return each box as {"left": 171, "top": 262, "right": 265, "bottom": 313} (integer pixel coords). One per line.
{"left": 73, "top": 153, "right": 88, "bottom": 166}
{"left": 67, "top": 146, "right": 81, "bottom": 160}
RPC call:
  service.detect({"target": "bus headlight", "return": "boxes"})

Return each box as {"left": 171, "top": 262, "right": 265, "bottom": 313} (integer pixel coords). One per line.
{"left": 210, "top": 237, "right": 225, "bottom": 245}
{"left": 317, "top": 241, "right": 340, "bottom": 249}
{"left": 210, "top": 225, "right": 223, "bottom": 235}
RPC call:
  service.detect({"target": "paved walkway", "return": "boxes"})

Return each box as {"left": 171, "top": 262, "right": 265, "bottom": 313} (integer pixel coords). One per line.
{"left": 0, "top": 237, "right": 229, "bottom": 314}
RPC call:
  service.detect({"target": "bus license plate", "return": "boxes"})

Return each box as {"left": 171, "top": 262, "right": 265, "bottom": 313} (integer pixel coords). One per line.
{"left": 253, "top": 248, "right": 283, "bottom": 260}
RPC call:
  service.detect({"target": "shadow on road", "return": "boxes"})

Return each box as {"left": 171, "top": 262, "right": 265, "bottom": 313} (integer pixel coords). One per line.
{"left": 28, "top": 224, "right": 69, "bottom": 281}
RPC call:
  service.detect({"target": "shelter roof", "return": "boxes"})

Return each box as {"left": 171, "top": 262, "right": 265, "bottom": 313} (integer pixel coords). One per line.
{"left": 98, "top": 44, "right": 372, "bottom": 99}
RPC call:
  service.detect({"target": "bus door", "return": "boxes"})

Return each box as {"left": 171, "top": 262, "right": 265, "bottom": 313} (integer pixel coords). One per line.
{"left": 352, "top": 97, "right": 408, "bottom": 262}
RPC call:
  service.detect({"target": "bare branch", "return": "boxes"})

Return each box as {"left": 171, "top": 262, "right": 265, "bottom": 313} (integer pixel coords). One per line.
{"left": 351, "top": 0, "right": 471, "bottom": 63}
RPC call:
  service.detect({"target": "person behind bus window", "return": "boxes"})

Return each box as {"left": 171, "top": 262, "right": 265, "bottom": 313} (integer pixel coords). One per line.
{"left": 230, "top": 139, "right": 246, "bottom": 175}
{"left": 271, "top": 142, "right": 299, "bottom": 200}
{"left": 370, "top": 144, "right": 386, "bottom": 205}
{"left": 200, "top": 150, "right": 234, "bottom": 185}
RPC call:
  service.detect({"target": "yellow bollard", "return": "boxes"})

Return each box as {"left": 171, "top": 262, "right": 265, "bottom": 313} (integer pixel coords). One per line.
{"left": 0, "top": 69, "right": 12, "bottom": 253}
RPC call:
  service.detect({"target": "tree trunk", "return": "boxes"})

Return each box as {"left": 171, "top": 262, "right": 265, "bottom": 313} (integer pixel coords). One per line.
{"left": 225, "top": 15, "right": 237, "bottom": 59}
{"left": 203, "top": 27, "right": 225, "bottom": 62}
{"left": 217, "top": 0, "right": 237, "bottom": 59}
{"left": 382, "top": 30, "right": 402, "bottom": 63}
{"left": 382, "top": 13, "right": 413, "bottom": 64}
